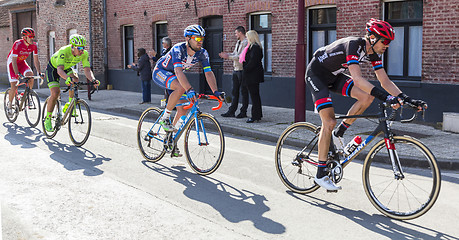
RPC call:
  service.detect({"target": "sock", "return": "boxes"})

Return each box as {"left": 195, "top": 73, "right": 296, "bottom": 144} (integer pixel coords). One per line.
{"left": 161, "top": 108, "right": 172, "bottom": 121}
{"left": 335, "top": 121, "right": 351, "bottom": 137}
{"left": 316, "top": 161, "right": 328, "bottom": 178}
{"left": 46, "top": 112, "right": 52, "bottom": 118}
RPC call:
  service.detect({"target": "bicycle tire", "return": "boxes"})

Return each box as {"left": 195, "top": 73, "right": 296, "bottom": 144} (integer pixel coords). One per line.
{"left": 137, "top": 107, "right": 166, "bottom": 162}
{"left": 41, "top": 97, "right": 60, "bottom": 138}
{"left": 4, "top": 88, "right": 19, "bottom": 123}
{"left": 68, "top": 100, "right": 92, "bottom": 147}
{"left": 362, "top": 135, "right": 441, "bottom": 220}
{"left": 184, "top": 113, "right": 224, "bottom": 175}
{"left": 24, "top": 90, "right": 41, "bottom": 127}
{"left": 275, "top": 122, "right": 321, "bottom": 194}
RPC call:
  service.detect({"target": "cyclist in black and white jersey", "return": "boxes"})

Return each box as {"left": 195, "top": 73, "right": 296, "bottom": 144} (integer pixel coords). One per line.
{"left": 306, "top": 18, "right": 427, "bottom": 191}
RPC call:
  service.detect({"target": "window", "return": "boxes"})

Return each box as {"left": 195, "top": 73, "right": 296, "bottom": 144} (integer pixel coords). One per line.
{"left": 49, "top": 31, "right": 55, "bottom": 59}
{"left": 308, "top": 7, "right": 337, "bottom": 60}
{"left": 123, "top": 25, "right": 134, "bottom": 69}
{"left": 384, "top": 0, "right": 423, "bottom": 80}
{"left": 250, "top": 13, "right": 272, "bottom": 73}
{"left": 155, "top": 22, "right": 168, "bottom": 55}
{"left": 68, "top": 29, "right": 78, "bottom": 73}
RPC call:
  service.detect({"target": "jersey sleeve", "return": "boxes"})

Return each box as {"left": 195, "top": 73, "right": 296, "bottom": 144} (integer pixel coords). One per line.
{"left": 170, "top": 46, "right": 183, "bottom": 69}
{"left": 32, "top": 42, "right": 38, "bottom": 55}
{"left": 11, "top": 41, "right": 21, "bottom": 56}
{"left": 369, "top": 53, "right": 383, "bottom": 70}
{"left": 199, "top": 49, "right": 212, "bottom": 73}
{"left": 55, "top": 49, "right": 67, "bottom": 67}
{"left": 81, "top": 51, "right": 91, "bottom": 68}
{"left": 345, "top": 40, "right": 362, "bottom": 66}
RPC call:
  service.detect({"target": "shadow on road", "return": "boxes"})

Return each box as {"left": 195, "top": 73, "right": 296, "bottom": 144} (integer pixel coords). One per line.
{"left": 142, "top": 161, "right": 286, "bottom": 235}
{"left": 42, "top": 137, "right": 111, "bottom": 176}
{"left": 3, "top": 122, "right": 42, "bottom": 148}
{"left": 287, "top": 191, "right": 458, "bottom": 240}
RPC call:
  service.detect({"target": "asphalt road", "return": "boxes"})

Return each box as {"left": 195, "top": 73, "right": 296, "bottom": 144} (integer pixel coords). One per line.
{"left": 1, "top": 101, "right": 459, "bottom": 240}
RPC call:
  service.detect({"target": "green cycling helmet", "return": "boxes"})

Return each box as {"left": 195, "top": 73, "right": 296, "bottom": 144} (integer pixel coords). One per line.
{"left": 69, "top": 34, "right": 87, "bottom": 47}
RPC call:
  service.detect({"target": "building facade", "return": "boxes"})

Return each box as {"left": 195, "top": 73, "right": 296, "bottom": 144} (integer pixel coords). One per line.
{"left": 1, "top": 0, "right": 458, "bottom": 122}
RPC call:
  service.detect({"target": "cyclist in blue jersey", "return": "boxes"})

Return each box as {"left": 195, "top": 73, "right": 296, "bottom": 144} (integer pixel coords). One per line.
{"left": 305, "top": 19, "right": 427, "bottom": 191}
{"left": 153, "top": 25, "right": 223, "bottom": 133}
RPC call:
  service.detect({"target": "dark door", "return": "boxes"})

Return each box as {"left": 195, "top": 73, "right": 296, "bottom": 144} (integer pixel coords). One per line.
{"left": 15, "top": 11, "right": 37, "bottom": 73}
{"left": 200, "top": 17, "right": 223, "bottom": 94}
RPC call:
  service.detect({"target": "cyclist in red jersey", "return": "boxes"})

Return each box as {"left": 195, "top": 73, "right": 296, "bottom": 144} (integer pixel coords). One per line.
{"left": 305, "top": 19, "right": 427, "bottom": 191}
{"left": 6, "top": 27, "right": 43, "bottom": 116}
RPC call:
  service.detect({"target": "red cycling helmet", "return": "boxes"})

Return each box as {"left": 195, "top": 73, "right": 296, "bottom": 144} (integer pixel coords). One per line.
{"left": 21, "top": 28, "right": 35, "bottom": 38}
{"left": 366, "top": 18, "right": 394, "bottom": 41}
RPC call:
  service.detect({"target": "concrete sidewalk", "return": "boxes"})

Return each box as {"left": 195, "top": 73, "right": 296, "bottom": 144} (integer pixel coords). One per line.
{"left": 6, "top": 86, "right": 459, "bottom": 170}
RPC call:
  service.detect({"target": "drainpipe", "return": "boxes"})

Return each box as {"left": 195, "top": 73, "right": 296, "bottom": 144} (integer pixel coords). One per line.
{"left": 295, "top": 0, "right": 306, "bottom": 122}
{"left": 88, "top": 0, "right": 93, "bottom": 100}
{"left": 103, "top": 0, "right": 110, "bottom": 90}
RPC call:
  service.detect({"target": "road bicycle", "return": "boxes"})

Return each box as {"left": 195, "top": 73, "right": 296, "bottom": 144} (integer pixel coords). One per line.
{"left": 275, "top": 103, "right": 441, "bottom": 220}
{"left": 3, "top": 75, "right": 42, "bottom": 127}
{"left": 41, "top": 81, "right": 97, "bottom": 147}
{"left": 137, "top": 94, "right": 225, "bottom": 175}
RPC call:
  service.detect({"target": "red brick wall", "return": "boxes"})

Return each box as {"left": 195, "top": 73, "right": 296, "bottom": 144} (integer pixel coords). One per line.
{"left": 0, "top": 27, "right": 11, "bottom": 77}
{"left": 423, "top": 0, "right": 459, "bottom": 84}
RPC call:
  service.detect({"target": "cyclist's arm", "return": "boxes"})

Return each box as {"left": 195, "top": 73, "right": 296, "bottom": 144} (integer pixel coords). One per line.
{"left": 83, "top": 67, "right": 95, "bottom": 81}
{"left": 374, "top": 68, "right": 402, "bottom": 96}
{"left": 204, "top": 71, "right": 218, "bottom": 93}
{"left": 12, "top": 56, "right": 20, "bottom": 76}
{"left": 348, "top": 64, "right": 376, "bottom": 94}
{"left": 33, "top": 54, "right": 41, "bottom": 73}
{"left": 57, "top": 65, "right": 74, "bottom": 81}
{"left": 174, "top": 67, "right": 193, "bottom": 91}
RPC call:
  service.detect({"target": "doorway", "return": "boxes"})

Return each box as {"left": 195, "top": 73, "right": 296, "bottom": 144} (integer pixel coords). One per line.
{"left": 200, "top": 16, "right": 223, "bottom": 94}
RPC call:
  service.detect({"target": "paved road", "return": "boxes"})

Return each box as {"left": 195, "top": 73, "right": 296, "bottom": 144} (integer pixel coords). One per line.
{"left": 1, "top": 105, "right": 459, "bottom": 239}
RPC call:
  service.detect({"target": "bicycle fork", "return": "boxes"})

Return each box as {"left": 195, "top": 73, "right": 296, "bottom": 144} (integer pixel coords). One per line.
{"left": 384, "top": 137, "right": 405, "bottom": 180}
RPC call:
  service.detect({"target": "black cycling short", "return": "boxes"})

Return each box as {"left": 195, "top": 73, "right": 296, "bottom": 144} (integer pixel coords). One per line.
{"left": 305, "top": 58, "right": 354, "bottom": 112}
{"left": 45, "top": 63, "right": 73, "bottom": 88}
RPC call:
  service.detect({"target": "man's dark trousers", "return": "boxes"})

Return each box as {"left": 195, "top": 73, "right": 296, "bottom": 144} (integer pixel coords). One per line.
{"left": 228, "top": 70, "right": 248, "bottom": 114}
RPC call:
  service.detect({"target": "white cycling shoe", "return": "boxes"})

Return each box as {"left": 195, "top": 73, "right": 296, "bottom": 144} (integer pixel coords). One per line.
{"left": 314, "top": 176, "right": 342, "bottom": 191}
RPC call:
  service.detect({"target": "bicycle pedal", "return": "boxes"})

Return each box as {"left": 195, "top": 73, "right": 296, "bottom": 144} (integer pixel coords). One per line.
{"left": 326, "top": 190, "right": 338, "bottom": 193}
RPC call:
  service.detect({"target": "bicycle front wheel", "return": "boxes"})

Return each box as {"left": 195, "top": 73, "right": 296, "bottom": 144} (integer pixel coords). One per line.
{"left": 4, "top": 88, "right": 19, "bottom": 123}
{"left": 24, "top": 90, "right": 41, "bottom": 127}
{"left": 41, "top": 97, "right": 60, "bottom": 139}
{"left": 275, "top": 122, "right": 320, "bottom": 194}
{"left": 137, "top": 107, "right": 166, "bottom": 162}
{"left": 68, "top": 100, "right": 92, "bottom": 147}
{"left": 184, "top": 113, "right": 224, "bottom": 175}
{"left": 363, "top": 136, "right": 441, "bottom": 220}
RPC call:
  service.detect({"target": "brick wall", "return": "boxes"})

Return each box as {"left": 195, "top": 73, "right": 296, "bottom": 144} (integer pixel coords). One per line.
{"left": 423, "top": 0, "right": 459, "bottom": 84}
{"left": 0, "top": 27, "right": 11, "bottom": 77}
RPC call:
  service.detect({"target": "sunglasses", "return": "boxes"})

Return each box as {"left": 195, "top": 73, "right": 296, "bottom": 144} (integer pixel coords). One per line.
{"left": 190, "top": 36, "right": 204, "bottom": 42}
{"left": 381, "top": 38, "right": 391, "bottom": 45}
{"left": 76, "top": 46, "right": 85, "bottom": 51}
{"left": 25, "top": 35, "right": 35, "bottom": 39}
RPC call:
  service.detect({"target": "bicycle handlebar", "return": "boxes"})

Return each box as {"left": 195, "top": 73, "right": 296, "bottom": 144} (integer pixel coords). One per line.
{"left": 63, "top": 81, "right": 99, "bottom": 94}
{"left": 183, "top": 94, "right": 224, "bottom": 111}
{"left": 381, "top": 102, "right": 425, "bottom": 123}
{"left": 16, "top": 75, "right": 44, "bottom": 87}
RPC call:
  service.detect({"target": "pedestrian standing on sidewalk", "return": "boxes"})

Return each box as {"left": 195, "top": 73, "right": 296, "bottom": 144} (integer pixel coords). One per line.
{"left": 240, "top": 30, "right": 264, "bottom": 123}
{"left": 219, "top": 26, "right": 249, "bottom": 118}
{"left": 128, "top": 48, "right": 152, "bottom": 104}
{"left": 149, "top": 37, "right": 173, "bottom": 105}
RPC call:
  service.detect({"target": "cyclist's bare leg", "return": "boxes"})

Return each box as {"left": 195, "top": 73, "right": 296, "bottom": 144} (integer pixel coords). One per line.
{"left": 318, "top": 107, "right": 337, "bottom": 162}
{"left": 343, "top": 86, "right": 375, "bottom": 125}
{"left": 164, "top": 80, "right": 186, "bottom": 121}
{"left": 47, "top": 87, "right": 61, "bottom": 113}
{"left": 8, "top": 81, "right": 18, "bottom": 105}
{"left": 24, "top": 71, "right": 34, "bottom": 89}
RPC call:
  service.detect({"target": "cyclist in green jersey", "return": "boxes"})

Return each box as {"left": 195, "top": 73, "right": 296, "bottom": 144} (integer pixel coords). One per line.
{"left": 44, "top": 34, "right": 100, "bottom": 131}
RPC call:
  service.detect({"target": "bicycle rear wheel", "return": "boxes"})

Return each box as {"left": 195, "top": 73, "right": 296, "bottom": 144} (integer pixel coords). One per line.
{"left": 4, "top": 88, "right": 19, "bottom": 123}
{"left": 184, "top": 113, "right": 224, "bottom": 175}
{"left": 363, "top": 136, "right": 441, "bottom": 220}
{"left": 275, "top": 122, "right": 320, "bottom": 194}
{"left": 137, "top": 107, "right": 166, "bottom": 162}
{"left": 68, "top": 100, "right": 92, "bottom": 147}
{"left": 41, "top": 97, "right": 60, "bottom": 138}
{"left": 24, "top": 90, "right": 41, "bottom": 127}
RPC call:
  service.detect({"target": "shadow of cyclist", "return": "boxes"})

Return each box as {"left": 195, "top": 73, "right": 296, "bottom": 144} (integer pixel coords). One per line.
{"left": 142, "top": 161, "right": 285, "bottom": 234}
{"left": 3, "top": 122, "right": 42, "bottom": 148}
{"left": 286, "top": 191, "right": 458, "bottom": 240}
{"left": 42, "top": 138, "right": 111, "bottom": 176}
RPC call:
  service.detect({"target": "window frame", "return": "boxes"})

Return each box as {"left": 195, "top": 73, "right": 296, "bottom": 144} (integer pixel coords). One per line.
{"left": 154, "top": 21, "right": 168, "bottom": 57}
{"left": 49, "top": 31, "right": 56, "bottom": 60}
{"left": 307, "top": 6, "right": 337, "bottom": 62}
{"left": 383, "top": 0, "right": 423, "bottom": 81}
{"left": 249, "top": 12, "right": 272, "bottom": 74}
{"left": 123, "top": 25, "right": 135, "bottom": 70}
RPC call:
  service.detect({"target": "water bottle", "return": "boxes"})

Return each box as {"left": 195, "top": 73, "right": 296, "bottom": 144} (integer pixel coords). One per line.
{"left": 344, "top": 136, "right": 362, "bottom": 156}
{"left": 175, "top": 115, "right": 186, "bottom": 129}
{"left": 17, "top": 92, "right": 24, "bottom": 101}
